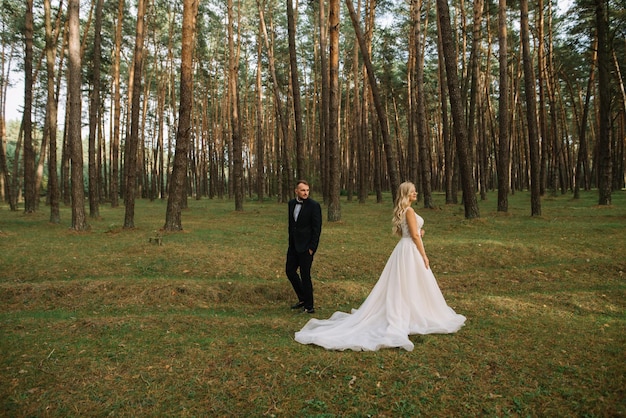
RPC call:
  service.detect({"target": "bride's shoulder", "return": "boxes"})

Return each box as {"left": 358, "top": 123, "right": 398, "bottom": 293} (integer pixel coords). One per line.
{"left": 401, "top": 206, "right": 416, "bottom": 222}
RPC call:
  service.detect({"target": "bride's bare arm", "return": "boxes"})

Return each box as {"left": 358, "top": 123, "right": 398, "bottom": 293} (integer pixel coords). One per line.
{"left": 405, "top": 207, "right": 430, "bottom": 269}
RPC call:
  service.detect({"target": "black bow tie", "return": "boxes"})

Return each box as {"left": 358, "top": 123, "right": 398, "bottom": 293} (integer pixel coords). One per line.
{"left": 295, "top": 201, "right": 303, "bottom": 205}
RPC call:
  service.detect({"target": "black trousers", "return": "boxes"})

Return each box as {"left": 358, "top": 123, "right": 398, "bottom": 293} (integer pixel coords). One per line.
{"left": 285, "top": 246, "right": 314, "bottom": 309}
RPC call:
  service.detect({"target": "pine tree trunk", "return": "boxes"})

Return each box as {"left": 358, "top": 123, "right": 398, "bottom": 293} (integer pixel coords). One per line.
{"left": 497, "top": 0, "right": 510, "bottom": 211}
{"left": 258, "top": 0, "right": 290, "bottom": 202}
{"left": 407, "top": 0, "right": 418, "bottom": 186}
{"left": 110, "top": 0, "right": 123, "bottom": 208}
{"left": 255, "top": 24, "right": 265, "bottom": 202}
{"left": 44, "top": 0, "right": 60, "bottom": 223}
{"left": 23, "top": 0, "right": 36, "bottom": 213}
{"left": 68, "top": 0, "right": 88, "bottom": 230}
{"left": 345, "top": 0, "right": 400, "bottom": 202}
{"left": 415, "top": 1, "right": 433, "bottom": 209}
{"left": 520, "top": 0, "right": 542, "bottom": 216}
{"left": 287, "top": 0, "right": 305, "bottom": 179}
{"left": 537, "top": 0, "right": 548, "bottom": 196}
{"left": 229, "top": 0, "right": 244, "bottom": 211}
{"left": 436, "top": 0, "right": 480, "bottom": 219}
{"left": 0, "top": 35, "right": 13, "bottom": 208}
{"left": 61, "top": 113, "right": 71, "bottom": 206}
{"left": 351, "top": 16, "right": 366, "bottom": 204}
{"left": 436, "top": 18, "right": 455, "bottom": 205}
{"left": 0, "top": 117, "right": 13, "bottom": 209}
{"left": 466, "top": 0, "right": 483, "bottom": 197}
{"left": 611, "top": 50, "right": 626, "bottom": 190}
{"left": 596, "top": 0, "right": 612, "bottom": 205}
{"left": 327, "top": 0, "right": 341, "bottom": 222}
{"left": 123, "top": 0, "right": 145, "bottom": 228}
{"left": 318, "top": 0, "right": 330, "bottom": 204}
{"left": 88, "top": 0, "right": 103, "bottom": 218}
{"left": 164, "top": 0, "right": 198, "bottom": 230}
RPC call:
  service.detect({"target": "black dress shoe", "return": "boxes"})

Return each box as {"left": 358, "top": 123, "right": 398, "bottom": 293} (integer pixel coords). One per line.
{"left": 303, "top": 307, "right": 315, "bottom": 314}
{"left": 291, "top": 301, "right": 305, "bottom": 309}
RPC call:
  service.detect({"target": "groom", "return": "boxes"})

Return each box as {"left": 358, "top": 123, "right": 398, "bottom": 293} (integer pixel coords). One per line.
{"left": 286, "top": 180, "right": 322, "bottom": 314}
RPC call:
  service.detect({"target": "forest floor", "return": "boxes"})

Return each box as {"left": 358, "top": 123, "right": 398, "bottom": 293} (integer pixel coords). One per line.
{"left": 1, "top": 190, "right": 625, "bottom": 417}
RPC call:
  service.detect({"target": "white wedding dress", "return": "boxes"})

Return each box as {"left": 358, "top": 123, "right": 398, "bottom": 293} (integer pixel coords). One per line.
{"left": 295, "top": 210, "right": 466, "bottom": 351}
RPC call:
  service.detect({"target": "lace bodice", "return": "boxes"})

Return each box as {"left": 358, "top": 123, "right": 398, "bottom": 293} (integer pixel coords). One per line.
{"left": 401, "top": 210, "right": 424, "bottom": 238}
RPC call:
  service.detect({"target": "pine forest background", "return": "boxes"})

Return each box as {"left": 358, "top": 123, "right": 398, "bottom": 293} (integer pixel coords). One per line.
{"left": 0, "top": 0, "right": 625, "bottom": 229}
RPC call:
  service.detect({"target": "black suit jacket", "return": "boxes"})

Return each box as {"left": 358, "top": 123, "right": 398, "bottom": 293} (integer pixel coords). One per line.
{"left": 288, "top": 198, "right": 322, "bottom": 254}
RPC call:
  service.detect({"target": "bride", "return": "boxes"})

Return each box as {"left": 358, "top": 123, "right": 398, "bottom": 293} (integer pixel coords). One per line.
{"left": 295, "top": 181, "right": 466, "bottom": 351}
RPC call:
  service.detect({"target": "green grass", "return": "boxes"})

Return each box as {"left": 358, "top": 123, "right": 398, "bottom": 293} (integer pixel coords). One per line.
{"left": 1, "top": 190, "right": 625, "bottom": 417}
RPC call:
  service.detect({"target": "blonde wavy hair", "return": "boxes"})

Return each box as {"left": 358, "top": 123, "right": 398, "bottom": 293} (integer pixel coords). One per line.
{"left": 392, "top": 182, "right": 415, "bottom": 236}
